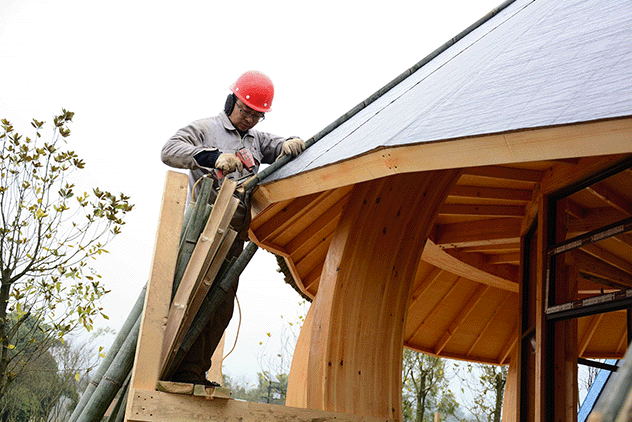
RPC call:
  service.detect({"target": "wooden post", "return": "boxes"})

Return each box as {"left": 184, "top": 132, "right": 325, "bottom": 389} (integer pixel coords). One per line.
{"left": 534, "top": 196, "right": 549, "bottom": 422}
{"left": 286, "top": 170, "right": 459, "bottom": 419}
{"left": 502, "top": 347, "right": 519, "bottom": 422}
{"left": 124, "top": 171, "right": 188, "bottom": 419}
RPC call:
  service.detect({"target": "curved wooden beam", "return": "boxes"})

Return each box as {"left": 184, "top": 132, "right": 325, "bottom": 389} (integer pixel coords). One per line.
{"left": 422, "top": 240, "right": 519, "bottom": 292}
{"left": 286, "top": 170, "right": 459, "bottom": 419}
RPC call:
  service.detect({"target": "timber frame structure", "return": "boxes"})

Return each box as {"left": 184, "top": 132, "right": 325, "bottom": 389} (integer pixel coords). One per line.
{"left": 103, "top": 0, "right": 632, "bottom": 420}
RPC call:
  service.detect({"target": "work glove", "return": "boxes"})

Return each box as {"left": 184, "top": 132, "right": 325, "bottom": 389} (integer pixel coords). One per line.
{"left": 215, "top": 153, "right": 243, "bottom": 173}
{"left": 282, "top": 137, "right": 306, "bottom": 157}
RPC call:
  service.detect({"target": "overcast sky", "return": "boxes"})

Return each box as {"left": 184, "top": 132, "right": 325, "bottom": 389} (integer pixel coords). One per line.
{"left": 1, "top": 0, "right": 502, "bottom": 385}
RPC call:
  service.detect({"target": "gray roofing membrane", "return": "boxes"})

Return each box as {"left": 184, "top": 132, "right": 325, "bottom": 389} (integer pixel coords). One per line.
{"left": 265, "top": 0, "right": 632, "bottom": 183}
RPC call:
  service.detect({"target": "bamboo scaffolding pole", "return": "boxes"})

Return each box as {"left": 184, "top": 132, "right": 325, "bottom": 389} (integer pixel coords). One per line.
{"left": 108, "top": 372, "right": 131, "bottom": 422}
{"left": 76, "top": 317, "right": 141, "bottom": 422}
{"left": 172, "top": 178, "right": 214, "bottom": 296}
{"left": 68, "top": 285, "right": 146, "bottom": 422}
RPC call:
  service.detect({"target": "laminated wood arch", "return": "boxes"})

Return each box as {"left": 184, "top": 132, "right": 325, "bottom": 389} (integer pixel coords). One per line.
{"left": 285, "top": 170, "right": 459, "bottom": 419}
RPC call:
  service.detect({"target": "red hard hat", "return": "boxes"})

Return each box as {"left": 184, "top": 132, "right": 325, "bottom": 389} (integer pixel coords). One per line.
{"left": 231, "top": 71, "right": 274, "bottom": 113}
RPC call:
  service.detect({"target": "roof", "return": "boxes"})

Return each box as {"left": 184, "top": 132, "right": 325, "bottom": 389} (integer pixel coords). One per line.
{"left": 264, "top": 0, "right": 632, "bottom": 184}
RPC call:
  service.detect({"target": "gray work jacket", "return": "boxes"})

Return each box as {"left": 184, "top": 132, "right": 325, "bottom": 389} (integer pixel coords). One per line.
{"left": 161, "top": 111, "right": 287, "bottom": 188}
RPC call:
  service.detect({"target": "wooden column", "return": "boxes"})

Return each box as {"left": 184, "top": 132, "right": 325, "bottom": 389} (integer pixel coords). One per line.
{"left": 286, "top": 170, "right": 458, "bottom": 419}
{"left": 502, "top": 348, "right": 519, "bottom": 422}
{"left": 125, "top": 171, "right": 188, "bottom": 420}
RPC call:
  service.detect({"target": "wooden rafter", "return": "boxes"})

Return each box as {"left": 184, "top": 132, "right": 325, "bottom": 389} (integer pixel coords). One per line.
{"left": 541, "top": 155, "right": 631, "bottom": 194}
{"left": 461, "top": 166, "right": 543, "bottom": 182}
{"left": 438, "top": 204, "right": 525, "bottom": 218}
{"left": 449, "top": 185, "right": 532, "bottom": 202}
{"left": 434, "top": 218, "right": 521, "bottom": 249}
{"left": 578, "top": 314, "right": 604, "bottom": 356}
{"left": 275, "top": 187, "right": 352, "bottom": 246}
{"left": 486, "top": 252, "right": 521, "bottom": 265}
{"left": 254, "top": 191, "right": 328, "bottom": 243}
{"left": 466, "top": 291, "right": 510, "bottom": 357}
{"left": 499, "top": 331, "right": 518, "bottom": 365}
{"left": 406, "top": 274, "right": 460, "bottom": 342}
{"left": 586, "top": 183, "right": 632, "bottom": 215}
{"left": 613, "top": 232, "right": 632, "bottom": 248}
{"left": 285, "top": 197, "right": 346, "bottom": 259}
{"left": 407, "top": 267, "right": 444, "bottom": 310}
{"left": 562, "top": 199, "right": 587, "bottom": 219}
{"left": 458, "top": 243, "right": 521, "bottom": 253}
{"left": 433, "top": 285, "right": 489, "bottom": 354}
{"left": 572, "top": 249, "right": 632, "bottom": 288}
{"left": 580, "top": 243, "right": 632, "bottom": 275}
{"left": 294, "top": 231, "right": 333, "bottom": 275}
{"left": 567, "top": 207, "right": 628, "bottom": 234}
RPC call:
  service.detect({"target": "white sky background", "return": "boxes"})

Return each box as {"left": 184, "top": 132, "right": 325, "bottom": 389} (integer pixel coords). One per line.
{"left": 1, "top": 0, "right": 502, "bottom": 386}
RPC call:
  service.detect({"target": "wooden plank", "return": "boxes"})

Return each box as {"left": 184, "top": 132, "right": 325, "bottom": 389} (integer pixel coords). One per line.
{"left": 449, "top": 185, "right": 532, "bottom": 202}
{"left": 461, "top": 166, "right": 543, "bottom": 182}
{"left": 127, "top": 171, "right": 188, "bottom": 393}
{"left": 253, "top": 118, "right": 632, "bottom": 204}
{"left": 435, "top": 218, "right": 522, "bottom": 249}
{"left": 156, "top": 381, "right": 194, "bottom": 395}
{"left": 438, "top": 204, "right": 525, "bottom": 218}
{"left": 127, "top": 390, "right": 389, "bottom": 422}
{"left": 433, "top": 285, "right": 489, "bottom": 354}
{"left": 192, "top": 385, "right": 231, "bottom": 400}
{"left": 160, "top": 179, "right": 239, "bottom": 376}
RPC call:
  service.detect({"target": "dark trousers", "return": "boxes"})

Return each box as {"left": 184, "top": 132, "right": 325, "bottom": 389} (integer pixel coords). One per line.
{"left": 173, "top": 185, "right": 249, "bottom": 382}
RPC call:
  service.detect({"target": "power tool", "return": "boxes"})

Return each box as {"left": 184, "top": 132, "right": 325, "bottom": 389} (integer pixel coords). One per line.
{"left": 215, "top": 147, "right": 257, "bottom": 182}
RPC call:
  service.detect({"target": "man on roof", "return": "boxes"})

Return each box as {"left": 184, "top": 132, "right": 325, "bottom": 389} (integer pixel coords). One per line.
{"left": 161, "top": 70, "right": 305, "bottom": 386}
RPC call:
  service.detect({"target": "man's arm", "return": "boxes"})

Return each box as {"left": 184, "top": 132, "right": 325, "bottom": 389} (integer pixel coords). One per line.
{"left": 258, "top": 132, "right": 305, "bottom": 164}
{"left": 161, "top": 120, "right": 219, "bottom": 169}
